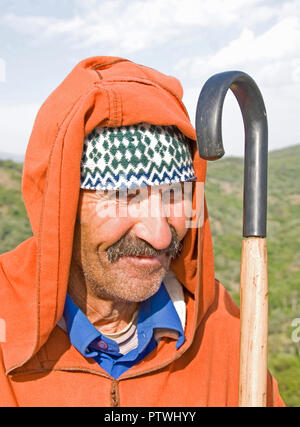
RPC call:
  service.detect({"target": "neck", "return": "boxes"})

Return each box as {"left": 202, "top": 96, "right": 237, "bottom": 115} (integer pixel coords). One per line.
{"left": 67, "top": 259, "right": 139, "bottom": 335}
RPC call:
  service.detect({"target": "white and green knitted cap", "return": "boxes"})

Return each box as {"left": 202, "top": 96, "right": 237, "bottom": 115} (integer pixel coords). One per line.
{"left": 80, "top": 123, "right": 196, "bottom": 191}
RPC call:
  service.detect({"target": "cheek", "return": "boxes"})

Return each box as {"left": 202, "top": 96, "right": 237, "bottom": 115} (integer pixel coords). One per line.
{"left": 167, "top": 200, "right": 191, "bottom": 240}
{"left": 78, "top": 203, "right": 135, "bottom": 252}
{"left": 168, "top": 216, "right": 189, "bottom": 242}
{"left": 96, "top": 219, "right": 134, "bottom": 253}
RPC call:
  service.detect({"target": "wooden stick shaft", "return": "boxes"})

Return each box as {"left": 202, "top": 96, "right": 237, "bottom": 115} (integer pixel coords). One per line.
{"left": 239, "top": 237, "right": 268, "bottom": 407}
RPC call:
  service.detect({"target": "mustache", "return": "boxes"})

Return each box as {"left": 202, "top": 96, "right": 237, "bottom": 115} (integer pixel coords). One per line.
{"left": 106, "top": 227, "right": 182, "bottom": 263}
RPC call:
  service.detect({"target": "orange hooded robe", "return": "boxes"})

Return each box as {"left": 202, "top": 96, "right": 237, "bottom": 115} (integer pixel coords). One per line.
{"left": 0, "top": 56, "right": 284, "bottom": 407}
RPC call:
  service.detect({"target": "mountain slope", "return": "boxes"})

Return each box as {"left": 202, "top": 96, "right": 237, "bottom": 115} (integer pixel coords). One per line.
{"left": 0, "top": 145, "right": 299, "bottom": 406}
{"left": 205, "top": 144, "right": 300, "bottom": 406}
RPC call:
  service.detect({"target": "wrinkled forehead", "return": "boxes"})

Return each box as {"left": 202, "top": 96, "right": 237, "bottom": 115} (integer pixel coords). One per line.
{"left": 90, "top": 180, "right": 196, "bottom": 201}
{"left": 77, "top": 180, "right": 197, "bottom": 224}
{"left": 80, "top": 122, "right": 196, "bottom": 192}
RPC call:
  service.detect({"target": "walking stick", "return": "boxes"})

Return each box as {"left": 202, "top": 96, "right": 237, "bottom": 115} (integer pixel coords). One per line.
{"left": 195, "top": 71, "right": 268, "bottom": 407}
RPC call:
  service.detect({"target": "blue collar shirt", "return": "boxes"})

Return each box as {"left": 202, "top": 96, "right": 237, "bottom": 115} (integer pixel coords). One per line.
{"left": 63, "top": 282, "right": 185, "bottom": 379}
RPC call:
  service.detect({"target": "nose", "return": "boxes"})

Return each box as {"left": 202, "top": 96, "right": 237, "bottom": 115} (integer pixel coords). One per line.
{"left": 131, "top": 215, "right": 172, "bottom": 251}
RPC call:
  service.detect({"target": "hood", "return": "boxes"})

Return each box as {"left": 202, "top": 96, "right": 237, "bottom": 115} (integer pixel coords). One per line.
{"left": 0, "top": 56, "right": 215, "bottom": 373}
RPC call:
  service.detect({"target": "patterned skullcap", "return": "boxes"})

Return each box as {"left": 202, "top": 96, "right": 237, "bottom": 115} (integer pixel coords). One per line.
{"left": 80, "top": 123, "right": 196, "bottom": 191}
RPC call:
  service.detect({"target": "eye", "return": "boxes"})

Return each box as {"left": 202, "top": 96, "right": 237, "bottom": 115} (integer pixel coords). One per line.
{"left": 182, "top": 181, "right": 194, "bottom": 198}
{"left": 162, "top": 183, "right": 185, "bottom": 203}
{"left": 126, "top": 189, "right": 140, "bottom": 202}
{"left": 105, "top": 190, "right": 119, "bottom": 201}
{"left": 95, "top": 189, "right": 107, "bottom": 199}
{"left": 114, "top": 189, "right": 143, "bottom": 204}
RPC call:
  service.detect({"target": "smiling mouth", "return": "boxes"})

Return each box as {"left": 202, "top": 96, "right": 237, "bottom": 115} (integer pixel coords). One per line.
{"left": 117, "top": 253, "right": 170, "bottom": 269}
{"left": 105, "top": 227, "right": 182, "bottom": 264}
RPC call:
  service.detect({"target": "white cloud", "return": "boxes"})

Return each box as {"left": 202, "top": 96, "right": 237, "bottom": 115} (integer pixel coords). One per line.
{"left": 0, "top": 104, "right": 39, "bottom": 156}
{"left": 2, "top": 13, "right": 57, "bottom": 36}
{"left": 176, "top": 16, "right": 300, "bottom": 87}
{"left": 1, "top": 0, "right": 300, "bottom": 156}
{"left": 177, "top": 7, "right": 300, "bottom": 155}
{"left": 2, "top": 0, "right": 299, "bottom": 59}
{"left": 1, "top": 0, "right": 271, "bottom": 53}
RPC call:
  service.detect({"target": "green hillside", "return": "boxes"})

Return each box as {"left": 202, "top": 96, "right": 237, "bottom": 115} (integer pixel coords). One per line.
{"left": 205, "top": 144, "right": 300, "bottom": 407}
{"left": 0, "top": 160, "right": 32, "bottom": 253}
{"left": 0, "top": 145, "right": 299, "bottom": 406}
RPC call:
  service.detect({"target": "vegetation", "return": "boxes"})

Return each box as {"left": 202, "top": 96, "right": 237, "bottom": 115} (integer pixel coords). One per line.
{"left": 205, "top": 144, "right": 300, "bottom": 407}
{"left": 0, "top": 146, "right": 299, "bottom": 406}
{"left": 0, "top": 160, "right": 32, "bottom": 253}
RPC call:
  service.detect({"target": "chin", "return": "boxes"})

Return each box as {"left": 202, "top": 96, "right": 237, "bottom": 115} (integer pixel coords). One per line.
{"left": 114, "top": 274, "right": 164, "bottom": 303}
{"left": 84, "top": 253, "right": 170, "bottom": 303}
{"left": 122, "top": 282, "right": 162, "bottom": 302}
{"left": 90, "top": 269, "right": 166, "bottom": 303}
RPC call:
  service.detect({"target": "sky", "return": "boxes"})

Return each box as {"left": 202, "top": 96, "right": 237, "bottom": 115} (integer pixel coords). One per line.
{"left": 0, "top": 0, "right": 300, "bottom": 158}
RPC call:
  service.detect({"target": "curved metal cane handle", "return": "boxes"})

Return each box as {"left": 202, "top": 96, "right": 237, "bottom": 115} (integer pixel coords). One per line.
{"left": 195, "top": 71, "right": 268, "bottom": 238}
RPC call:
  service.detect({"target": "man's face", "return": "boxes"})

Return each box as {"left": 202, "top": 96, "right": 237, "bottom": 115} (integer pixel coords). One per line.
{"left": 72, "top": 183, "right": 193, "bottom": 303}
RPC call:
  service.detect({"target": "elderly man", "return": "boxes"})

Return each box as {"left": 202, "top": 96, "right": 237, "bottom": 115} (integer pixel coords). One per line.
{"left": 0, "top": 56, "right": 284, "bottom": 407}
